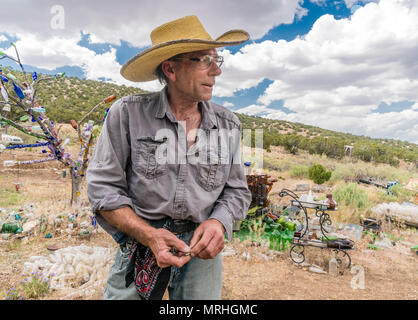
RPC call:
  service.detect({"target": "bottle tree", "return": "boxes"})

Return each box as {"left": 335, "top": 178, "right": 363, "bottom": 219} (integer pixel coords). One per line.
{"left": 0, "top": 43, "right": 115, "bottom": 211}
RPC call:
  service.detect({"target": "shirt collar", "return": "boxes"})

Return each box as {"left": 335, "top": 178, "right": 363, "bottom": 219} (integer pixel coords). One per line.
{"left": 155, "top": 86, "right": 217, "bottom": 130}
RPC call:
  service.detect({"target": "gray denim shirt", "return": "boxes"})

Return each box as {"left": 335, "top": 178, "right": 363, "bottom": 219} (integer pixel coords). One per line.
{"left": 86, "top": 87, "right": 251, "bottom": 241}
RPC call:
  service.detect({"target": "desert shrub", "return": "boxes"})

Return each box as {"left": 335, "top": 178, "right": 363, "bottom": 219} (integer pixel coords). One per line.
{"left": 280, "top": 134, "right": 302, "bottom": 154}
{"left": 308, "top": 163, "right": 332, "bottom": 185}
{"left": 333, "top": 183, "right": 370, "bottom": 210}
{"left": 307, "top": 136, "right": 345, "bottom": 159}
{"left": 352, "top": 142, "right": 400, "bottom": 167}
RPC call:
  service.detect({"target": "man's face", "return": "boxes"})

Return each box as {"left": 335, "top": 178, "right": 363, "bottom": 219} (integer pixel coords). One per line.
{"left": 167, "top": 49, "right": 222, "bottom": 102}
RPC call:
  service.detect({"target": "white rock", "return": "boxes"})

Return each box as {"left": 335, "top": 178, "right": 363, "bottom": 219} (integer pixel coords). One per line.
{"left": 374, "top": 237, "right": 393, "bottom": 249}
{"left": 309, "top": 266, "right": 327, "bottom": 274}
{"left": 256, "top": 253, "right": 270, "bottom": 262}
{"left": 329, "top": 258, "right": 338, "bottom": 277}
{"left": 400, "top": 241, "right": 413, "bottom": 247}
{"left": 29, "top": 255, "right": 45, "bottom": 262}
{"left": 25, "top": 213, "right": 35, "bottom": 220}
{"left": 241, "top": 252, "right": 251, "bottom": 261}
{"left": 22, "top": 221, "right": 37, "bottom": 234}
{"left": 80, "top": 221, "right": 89, "bottom": 228}
{"left": 54, "top": 218, "right": 63, "bottom": 227}
{"left": 221, "top": 251, "right": 236, "bottom": 257}
{"left": 1, "top": 234, "right": 10, "bottom": 240}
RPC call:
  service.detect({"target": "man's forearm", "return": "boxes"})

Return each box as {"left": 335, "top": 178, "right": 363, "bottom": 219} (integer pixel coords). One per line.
{"left": 99, "top": 206, "right": 155, "bottom": 247}
{"left": 99, "top": 207, "right": 192, "bottom": 268}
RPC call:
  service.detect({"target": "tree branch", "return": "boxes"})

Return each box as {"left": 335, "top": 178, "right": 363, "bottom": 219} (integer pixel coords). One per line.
{"left": 0, "top": 115, "right": 48, "bottom": 140}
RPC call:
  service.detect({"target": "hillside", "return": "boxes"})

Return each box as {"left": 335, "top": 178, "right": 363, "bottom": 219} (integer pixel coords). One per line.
{"left": 0, "top": 67, "right": 145, "bottom": 124}
{"left": 237, "top": 114, "right": 418, "bottom": 168}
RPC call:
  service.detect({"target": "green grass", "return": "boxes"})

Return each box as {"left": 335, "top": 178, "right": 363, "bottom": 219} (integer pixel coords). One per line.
{"left": 264, "top": 157, "right": 294, "bottom": 172}
{"left": 0, "top": 188, "right": 27, "bottom": 207}
{"left": 376, "top": 184, "right": 417, "bottom": 203}
{"left": 367, "top": 244, "right": 379, "bottom": 250}
{"left": 290, "top": 165, "right": 310, "bottom": 179}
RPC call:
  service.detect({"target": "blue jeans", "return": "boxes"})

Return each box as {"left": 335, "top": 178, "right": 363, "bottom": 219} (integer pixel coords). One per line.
{"left": 103, "top": 221, "right": 223, "bottom": 300}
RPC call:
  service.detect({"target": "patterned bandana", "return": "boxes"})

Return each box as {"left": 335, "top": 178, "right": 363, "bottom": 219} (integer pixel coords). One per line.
{"left": 124, "top": 221, "right": 172, "bottom": 300}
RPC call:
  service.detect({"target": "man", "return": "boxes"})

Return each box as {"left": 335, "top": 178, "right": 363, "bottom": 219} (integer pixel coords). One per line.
{"left": 86, "top": 15, "right": 252, "bottom": 300}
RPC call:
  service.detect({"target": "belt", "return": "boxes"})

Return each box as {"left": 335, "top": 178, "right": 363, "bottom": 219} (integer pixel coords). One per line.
{"left": 120, "top": 219, "right": 198, "bottom": 250}
{"left": 171, "top": 219, "right": 198, "bottom": 234}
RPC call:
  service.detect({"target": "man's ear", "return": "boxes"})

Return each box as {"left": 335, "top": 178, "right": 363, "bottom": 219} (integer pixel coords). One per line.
{"left": 161, "top": 61, "right": 176, "bottom": 82}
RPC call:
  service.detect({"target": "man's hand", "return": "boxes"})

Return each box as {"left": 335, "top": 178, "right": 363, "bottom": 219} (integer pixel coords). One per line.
{"left": 189, "top": 219, "right": 225, "bottom": 259}
{"left": 99, "top": 207, "right": 191, "bottom": 269}
{"left": 147, "top": 228, "right": 192, "bottom": 268}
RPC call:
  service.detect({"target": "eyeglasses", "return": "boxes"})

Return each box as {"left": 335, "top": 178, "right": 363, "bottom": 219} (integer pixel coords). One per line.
{"left": 172, "top": 54, "right": 224, "bottom": 69}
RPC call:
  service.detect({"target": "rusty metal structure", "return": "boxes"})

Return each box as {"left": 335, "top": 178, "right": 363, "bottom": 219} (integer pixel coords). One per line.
{"left": 246, "top": 173, "right": 278, "bottom": 217}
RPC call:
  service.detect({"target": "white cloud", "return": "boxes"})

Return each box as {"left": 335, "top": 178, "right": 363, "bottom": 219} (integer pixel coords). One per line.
{"left": 0, "top": 0, "right": 305, "bottom": 47}
{"left": 223, "top": 102, "right": 234, "bottom": 108}
{"left": 310, "top": 0, "right": 371, "bottom": 8}
{"left": 234, "top": 104, "right": 418, "bottom": 144}
{"left": 0, "top": 35, "right": 7, "bottom": 42}
{"left": 0, "top": 32, "right": 160, "bottom": 92}
{"left": 217, "top": 0, "right": 418, "bottom": 143}
{"left": 234, "top": 104, "right": 288, "bottom": 118}
{"left": 344, "top": 0, "right": 361, "bottom": 8}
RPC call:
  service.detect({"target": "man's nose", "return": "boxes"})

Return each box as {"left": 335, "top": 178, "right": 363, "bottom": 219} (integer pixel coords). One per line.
{"left": 209, "top": 62, "right": 222, "bottom": 76}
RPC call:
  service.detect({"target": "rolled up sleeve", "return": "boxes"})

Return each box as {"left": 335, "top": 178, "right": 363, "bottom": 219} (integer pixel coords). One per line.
{"left": 86, "top": 98, "right": 133, "bottom": 233}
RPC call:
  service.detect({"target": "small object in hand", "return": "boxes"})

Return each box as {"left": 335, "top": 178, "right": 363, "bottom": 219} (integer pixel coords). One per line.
{"left": 173, "top": 249, "right": 191, "bottom": 257}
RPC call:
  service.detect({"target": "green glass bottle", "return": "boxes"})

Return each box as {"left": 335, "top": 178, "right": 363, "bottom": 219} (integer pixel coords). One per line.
{"left": 1, "top": 223, "right": 20, "bottom": 233}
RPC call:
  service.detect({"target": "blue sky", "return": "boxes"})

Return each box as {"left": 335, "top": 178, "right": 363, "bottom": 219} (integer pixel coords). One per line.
{"left": 1, "top": 0, "right": 417, "bottom": 144}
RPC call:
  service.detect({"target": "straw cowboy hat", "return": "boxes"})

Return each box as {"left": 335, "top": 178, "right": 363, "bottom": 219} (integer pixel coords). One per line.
{"left": 120, "top": 15, "right": 249, "bottom": 82}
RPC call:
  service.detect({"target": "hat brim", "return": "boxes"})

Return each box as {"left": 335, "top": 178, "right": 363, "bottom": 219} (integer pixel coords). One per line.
{"left": 120, "top": 29, "right": 249, "bottom": 82}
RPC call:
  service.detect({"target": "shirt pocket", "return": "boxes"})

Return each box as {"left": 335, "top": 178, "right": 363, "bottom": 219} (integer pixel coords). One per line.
{"left": 134, "top": 136, "right": 168, "bottom": 179}
{"left": 196, "top": 149, "right": 228, "bottom": 192}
